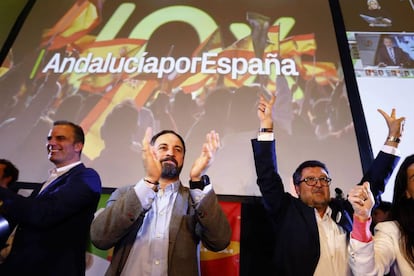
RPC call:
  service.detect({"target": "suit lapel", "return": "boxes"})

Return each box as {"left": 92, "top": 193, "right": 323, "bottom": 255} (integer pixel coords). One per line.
{"left": 38, "top": 164, "right": 82, "bottom": 196}
{"left": 301, "top": 203, "right": 319, "bottom": 242}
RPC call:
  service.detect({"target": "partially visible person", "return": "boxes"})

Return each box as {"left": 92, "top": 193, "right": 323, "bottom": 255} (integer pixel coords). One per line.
{"left": 0, "top": 159, "right": 19, "bottom": 189}
{"left": 251, "top": 94, "right": 404, "bottom": 275}
{"left": 375, "top": 36, "right": 413, "bottom": 67}
{"left": 0, "top": 159, "right": 19, "bottom": 254}
{"left": 90, "top": 127, "right": 231, "bottom": 276}
{"left": 90, "top": 99, "right": 144, "bottom": 188}
{"left": 370, "top": 200, "right": 392, "bottom": 234}
{"left": 361, "top": 0, "right": 392, "bottom": 26}
{"left": 349, "top": 154, "right": 414, "bottom": 276}
{"left": 0, "top": 120, "right": 102, "bottom": 276}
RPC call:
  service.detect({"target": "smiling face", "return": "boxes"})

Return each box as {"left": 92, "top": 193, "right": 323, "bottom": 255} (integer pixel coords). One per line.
{"left": 152, "top": 133, "right": 185, "bottom": 180}
{"left": 294, "top": 166, "right": 331, "bottom": 215}
{"left": 46, "top": 124, "right": 83, "bottom": 168}
{"left": 368, "top": 0, "right": 380, "bottom": 10}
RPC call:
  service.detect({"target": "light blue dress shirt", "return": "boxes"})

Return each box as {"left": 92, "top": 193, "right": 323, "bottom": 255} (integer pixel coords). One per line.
{"left": 120, "top": 179, "right": 210, "bottom": 275}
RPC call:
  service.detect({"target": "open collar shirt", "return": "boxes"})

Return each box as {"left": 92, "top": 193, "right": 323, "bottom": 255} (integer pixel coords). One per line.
{"left": 121, "top": 179, "right": 211, "bottom": 276}
{"left": 314, "top": 206, "right": 351, "bottom": 276}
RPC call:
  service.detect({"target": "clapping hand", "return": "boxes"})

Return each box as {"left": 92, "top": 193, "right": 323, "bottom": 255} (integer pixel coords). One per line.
{"left": 189, "top": 130, "right": 220, "bottom": 181}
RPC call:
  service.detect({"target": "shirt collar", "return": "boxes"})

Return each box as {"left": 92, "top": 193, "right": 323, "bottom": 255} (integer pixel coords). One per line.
{"left": 164, "top": 180, "right": 180, "bottom": 193}
{"left": 315, "top": 206, "right": 332, "bottom": 220}
{"left": 50, "top": 161, "right": 82, "bottom": 175}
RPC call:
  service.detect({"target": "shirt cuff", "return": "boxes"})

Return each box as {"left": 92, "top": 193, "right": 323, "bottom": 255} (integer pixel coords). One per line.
{"left": 257, "top": 132, "right": 274, "bottom": 141}
{"left": 134, "top": 179, "right": 156, "bottom": 210}
{"left": 351, "top": 215, "right": 373, "bottom": 243}
{"left": 190, "top": 183, "right": 212, "bottom": 204}
{"left": 381, "top": 144, "right": 400, "bottom": 156}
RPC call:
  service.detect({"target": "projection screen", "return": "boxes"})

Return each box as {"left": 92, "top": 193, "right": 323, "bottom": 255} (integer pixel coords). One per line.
{"left": 0, "top": 0, "right": 365, "bottom": 197}
{"left": 337, "top": 0, "right": 414, "bottom": 201}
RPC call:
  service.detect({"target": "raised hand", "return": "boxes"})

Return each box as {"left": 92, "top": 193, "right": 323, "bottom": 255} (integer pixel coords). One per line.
{"left": 141, "top": 127, "right": 161, "bottom": 183}
{"left": 189, "top": 130, "right": 220, "bottom": 180}
{"left": 378, "top": 108, "right": 405, "bottom": 139}
{"left": 257, "top": 94, "right": 276, "bottom": 128}
{"left": 348, "top": 182, "right": 374, "bottom": 221}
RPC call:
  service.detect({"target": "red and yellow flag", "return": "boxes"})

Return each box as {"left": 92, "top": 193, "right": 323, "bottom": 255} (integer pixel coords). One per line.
{"left": 200, "top": 201, "right": 241, "bottom": 276}
{"left": 192, "top": 28, "right": 223, "bottom": 57}
{"left": 263, "top": 25, "right": 280, "bottom": 58}
{"left": 295, "top": 33, "right": 317, "bottom": 56}
{"left": 172, "top": 28, "right": 224, "bottom": 95}
{"left": 42, "top": 0, "right": 101, "bottom": 50}
{"left": 301, "top": 61, "right": 338, "bottom": 85}
{"left": 73, "top": 38, "right": 147, "bottom": 93}
{"left": 279, "top": 33, "right": 317, "bottom": 58}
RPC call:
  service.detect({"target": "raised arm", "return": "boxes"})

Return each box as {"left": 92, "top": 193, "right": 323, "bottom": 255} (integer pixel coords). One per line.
{"left": 91, "top": 128, "right": 160, "bottom": 249}
{"left": 251, "top": 95, "right": 287, "bottom": 215}
{"left": 189, "top": 130, "right": 220, "bottom": 182}
{"left": 188, "top": 130, "right": 231, "bottom": 251}
{"left": 348, "top": 182, "right": 397, "bottom": 276}
{"left": 90, "top": 185, "right": 147, "bottom": 250}
{"left": 360, "top": 108, "right": 404, "bottom": 204}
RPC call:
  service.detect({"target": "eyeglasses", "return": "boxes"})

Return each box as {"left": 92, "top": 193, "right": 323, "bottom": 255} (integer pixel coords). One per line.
{"left": 299, "top": 176, "right": 332, "bottom": 187}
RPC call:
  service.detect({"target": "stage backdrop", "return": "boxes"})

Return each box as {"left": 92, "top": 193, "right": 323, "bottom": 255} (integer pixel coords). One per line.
{"left": 0, "top": 0, "right": 374, "bottom": 275}
{"left": 0, "top": 0, "right": 365, "bottom": 198}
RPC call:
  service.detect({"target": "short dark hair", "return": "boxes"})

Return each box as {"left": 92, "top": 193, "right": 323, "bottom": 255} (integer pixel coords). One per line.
{"left": 382, "top": 35, "right": 394, "bottom": 42}
{"left": 53, "top": 120, "right": 85, "bottom": 144}
{"left": 292, "top": 160, "right": 329, "bottom": 185}
{"left": 0, "top": 159, "right": 19, "bottom": 185}
{"left": 150, "top": 130, "right": 186, "bottom": 154}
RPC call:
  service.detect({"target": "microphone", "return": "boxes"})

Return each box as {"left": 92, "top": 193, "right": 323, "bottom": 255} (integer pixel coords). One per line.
{"left": 335, "top": 188, "right": 345, "bottom": 200}
{"left": 0, "top": 215, "right": 10, "bottom": 249}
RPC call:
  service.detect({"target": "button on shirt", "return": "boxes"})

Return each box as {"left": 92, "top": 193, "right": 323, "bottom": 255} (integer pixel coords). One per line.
{"left": 121, "top": 180, "right": 210, "bottom": 276}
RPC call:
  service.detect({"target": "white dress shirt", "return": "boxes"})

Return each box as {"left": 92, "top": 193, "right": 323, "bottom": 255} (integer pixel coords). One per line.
{"left": 40, "top": 161, "right": 82, "bottom": 193}
{"left": 314, "top": 207, "right": 351, "bottom": 276}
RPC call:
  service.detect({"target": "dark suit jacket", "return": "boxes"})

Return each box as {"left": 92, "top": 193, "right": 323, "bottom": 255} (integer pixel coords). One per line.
{"left": 0, "top": 163, "right": 102, "bottom": 276}
{"left": 375, "top": 45, "right": 412, "bottom": 67}
{"left": 251, "top": 139, "right": 399, "bottom": 276}
{"left": 90, "top": 182, "right": 231, "bottom": 276}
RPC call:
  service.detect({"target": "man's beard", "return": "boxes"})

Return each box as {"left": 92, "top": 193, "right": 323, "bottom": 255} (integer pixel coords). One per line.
{"left": 160, "top": 160, "right": 182, "bottom": 179}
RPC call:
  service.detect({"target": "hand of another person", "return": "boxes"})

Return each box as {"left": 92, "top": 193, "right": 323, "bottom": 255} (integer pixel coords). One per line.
{"left": 377, "top": 108, "right": 405, "bottom": 139}
{"left": 348, "top": 182, "right": 374, "bottom": 221}
{"left": 141, "top": 127, "right": 161, "bottom": 183}
{"left": 189, "top": 130, "right": 220, "bottom": 180}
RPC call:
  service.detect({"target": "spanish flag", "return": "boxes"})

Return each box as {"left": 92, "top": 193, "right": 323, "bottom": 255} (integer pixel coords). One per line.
{"left": 201, "top": 201, "right": 241, "bottom": 276}
{"left": 42, "top": 0, "right": 101, "bottom": 50}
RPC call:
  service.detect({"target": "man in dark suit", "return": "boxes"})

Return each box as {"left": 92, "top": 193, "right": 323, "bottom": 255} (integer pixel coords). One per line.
{"left": 251, "top": 95, "right": 404, "bottom": 275}
{"left": 0, "top": 120, "right": 102, "bottom": 275}
{"left": 375, "top": 36, "right": 413, "bottom": 67}
{"left": 90, "top": 128, "right": 231, "bottom": 276}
